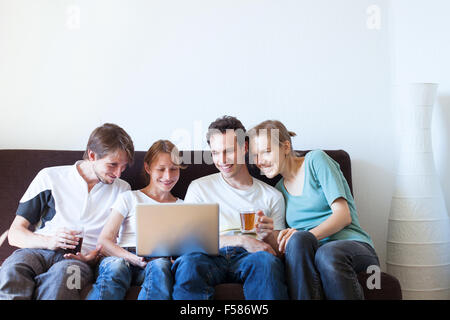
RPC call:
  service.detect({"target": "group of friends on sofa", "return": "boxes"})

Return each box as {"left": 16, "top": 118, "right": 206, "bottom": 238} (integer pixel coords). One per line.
{"left": 0, "top": 115, "right": 379, "bottom": 300}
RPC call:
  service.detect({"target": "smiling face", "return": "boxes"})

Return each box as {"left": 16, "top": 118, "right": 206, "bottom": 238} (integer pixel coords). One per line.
{"left": 89, "top": 149, "right": 129, "bottom": 184}
{"left": 145, "top": 152, "right": 180, "bottom": 193}
{"left": 209, "top": 130, "right": 247, "bottom": 180}
{"left": 249, "top": 133, "right": 289, "bottom": 179}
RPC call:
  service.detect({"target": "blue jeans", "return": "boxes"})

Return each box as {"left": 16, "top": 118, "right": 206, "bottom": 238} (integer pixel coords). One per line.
{"left": 85, "top": 255, "right": 173, "bottom": 300}
{"left": 284, "top": 230, "right": 380, "bottom": 300}
{"left": 172, "top": 246, "right": 289, "bottom": 300}
{"left": 0, "top": 248, "right": 93, "bottom": 300}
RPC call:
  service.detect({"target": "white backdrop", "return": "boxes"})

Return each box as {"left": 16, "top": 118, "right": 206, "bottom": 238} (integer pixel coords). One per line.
{"left": 1, "top": 0, "right": 449, "bottom": 271}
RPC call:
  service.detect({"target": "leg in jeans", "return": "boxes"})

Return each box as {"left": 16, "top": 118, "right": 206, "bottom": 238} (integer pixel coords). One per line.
{"left": 34, "top": 258, "right": 94, "bottom": 300}
{"left": 172, "top": 252, "right": 227, "bottom": 300}
{"left": 284, "top": 230, "right": 323, "bottom": 300}
{"left": 228, "top": 247, "right": 289, "bottom": 300}
{"left": 85, "top": 257, "right": 132, "bottom": 300}
{"left": 0, "top": 248, "right": 62, "bottom": 300}
{"left": 138, "top": 257, "right": 173, "bottom": 300}
{"left": 314, "top": 240, "right": 380, "bottom": 300}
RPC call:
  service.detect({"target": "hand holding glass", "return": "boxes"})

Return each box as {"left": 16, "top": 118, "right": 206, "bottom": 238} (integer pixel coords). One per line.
{"left": 65, "top": 225, "right": 84, "bottom": 254}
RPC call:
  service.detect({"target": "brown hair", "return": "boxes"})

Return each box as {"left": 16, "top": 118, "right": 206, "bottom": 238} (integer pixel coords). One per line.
{"left": 249, "top": 120, "right": 297, "bottom": 156}
{"left": 83, "top": 123, "right": 135, "bottom": 164}
{"left": 143, "top": 140, "right": 186, "bottom": 183}
{"left": 206, "top": 115, "right": 247, "bottom": 146}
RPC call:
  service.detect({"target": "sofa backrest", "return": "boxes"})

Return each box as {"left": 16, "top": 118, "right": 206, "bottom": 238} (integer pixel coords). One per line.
{"left": 0, "top": 149, "right": 351, "bottom": 264}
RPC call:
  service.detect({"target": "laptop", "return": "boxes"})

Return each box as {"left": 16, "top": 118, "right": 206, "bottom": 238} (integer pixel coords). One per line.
{"left": 135, "top": 203, "right": 219, "bottom": 258}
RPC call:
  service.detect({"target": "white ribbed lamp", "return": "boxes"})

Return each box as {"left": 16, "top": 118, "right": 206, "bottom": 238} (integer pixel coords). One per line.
{"left": 387, "top": 83, "right": 450, "bottom": 299}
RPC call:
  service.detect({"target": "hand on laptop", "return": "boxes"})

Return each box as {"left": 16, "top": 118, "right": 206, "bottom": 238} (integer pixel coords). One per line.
{"left": 255, "top": 210, "right": 274, "bottom": 241}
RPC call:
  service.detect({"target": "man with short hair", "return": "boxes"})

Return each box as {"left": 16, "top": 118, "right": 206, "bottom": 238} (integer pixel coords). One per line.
{"left": 172, "top": 115, "right": 289, "bottom": 300}
{"left": 0, "top": 123, "right": 134, "bottom": 300}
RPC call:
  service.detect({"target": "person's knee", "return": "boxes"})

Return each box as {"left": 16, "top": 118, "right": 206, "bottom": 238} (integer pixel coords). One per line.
{"left": 142, "top": 258, "right": 173, "bottom": 294}
{"left": 0, "top": 255, "right": 24, "bottom": 273}
{"left": 314, "top": 243, "right": 348, "bottom": 275}
{"left": 1, "top": 249, "right": 48, "bottom": 279}
{"left": 8, "top": 248, "right": 35, "bottom": 259}
{"left": 172, "top": 253, "right": 214, "bottom": 282}
{"left": 173, "top": 253, "right": 208, "bottom": 270}
{"left": 146, "top": 258, "right": 172, "bottom": 276}
{"left": 100, "top": 257, "right": 129, "bottom": 276}
{"left": 286, "top": 230, "right": 317, "bottom": 253}
{"left": 0, "top": 262, "right": 22, "bottom": 280}
{"left": 246, "top": 251, "right": 284, "bottom": 273}
{"left": 1, "top": 248, "right": 38, "bottom": 269}
{"left": 151, "top": 257, "right": 172, "bottom": 270}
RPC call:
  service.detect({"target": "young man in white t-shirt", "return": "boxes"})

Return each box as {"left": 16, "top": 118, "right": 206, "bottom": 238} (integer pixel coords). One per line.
{"left": 172, "top": 116, "right": 289, "bottom": 300}
{"left": 0, "top": 123, "right": 134, "bottom": 300}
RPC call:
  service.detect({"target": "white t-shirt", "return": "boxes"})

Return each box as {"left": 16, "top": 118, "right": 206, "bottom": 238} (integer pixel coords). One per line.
{"left": 111, "top": 190, "right": 183, "bottom": 247}
{"left": 184, "top": 173, "right": 286, "bottom": 235}
{"left": 17, "top": 161, "right": 131, "bottom": 255}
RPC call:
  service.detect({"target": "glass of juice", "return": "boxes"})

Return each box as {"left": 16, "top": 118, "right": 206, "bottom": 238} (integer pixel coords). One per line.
{"left": 239, "top": 208, "right": 256, "bottom": 234}
{"left": 65, "top": 225, "right": 84, "bottom": 254}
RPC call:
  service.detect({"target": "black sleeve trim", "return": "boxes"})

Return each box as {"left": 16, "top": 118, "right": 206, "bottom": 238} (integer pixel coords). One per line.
{"left": 16, "top": 190, "right": 56, "bottom": 228}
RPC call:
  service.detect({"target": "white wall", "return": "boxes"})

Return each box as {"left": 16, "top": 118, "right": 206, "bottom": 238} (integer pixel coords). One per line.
{"left": 0, "top": 0, "right": 399, "bottom": 270}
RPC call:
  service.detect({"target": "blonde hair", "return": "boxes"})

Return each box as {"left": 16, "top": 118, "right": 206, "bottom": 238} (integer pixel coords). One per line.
{"left": 249, "top": 120, "right": 298, "bottom": 157}
{"left": 143, "top": 140, "right": 186, "bottom": 183}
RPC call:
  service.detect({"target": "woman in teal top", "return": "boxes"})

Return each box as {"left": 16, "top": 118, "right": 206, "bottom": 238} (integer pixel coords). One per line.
{"left": 249, "top": 120, "right": 379, "bottom": 300}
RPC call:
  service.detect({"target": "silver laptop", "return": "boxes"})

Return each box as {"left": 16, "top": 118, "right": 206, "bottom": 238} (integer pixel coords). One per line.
{"left": 135, "top": 203, "right": 219, "bottom": 257}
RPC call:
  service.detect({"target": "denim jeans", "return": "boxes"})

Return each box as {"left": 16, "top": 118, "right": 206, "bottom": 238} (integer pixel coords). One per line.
{"left": 0, "top": 248, "right": 93, "bottom": 300}
{"left": 85, "top": 255, "right": 173, "bottom": 300}
{"left": 284, "top": 230, "right": 380, "bottom": 300}
{"left": 171, "top": 246, "right": 289, "bottom": 300}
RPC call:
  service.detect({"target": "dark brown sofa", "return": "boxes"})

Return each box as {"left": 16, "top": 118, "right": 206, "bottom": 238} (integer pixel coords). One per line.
{"left": 0, "top": 149, "right": 402, "bottom": 300}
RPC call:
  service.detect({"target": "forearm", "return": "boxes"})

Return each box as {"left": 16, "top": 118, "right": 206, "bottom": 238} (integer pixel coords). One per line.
{"left": 8, "top": 227, "right": 50, "bottom": 249}
{"left": 309, "top": 211, "right": 351, "bottom": 241}
{"left": 262, "top": 231, "right": 282, "bottom": 257}
{"left": 219, "top": 235, "right": 244, "bottom": 249}
{"left": 220, "top": 234, "right": 278, "bottom": 257}
{"left": 98, "top": 238, "right": 137, "bottom": 263}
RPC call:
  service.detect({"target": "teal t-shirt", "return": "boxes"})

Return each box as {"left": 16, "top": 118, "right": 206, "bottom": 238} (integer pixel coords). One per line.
{"left": 276, "top": 150, "right": 374, "bottom": 247}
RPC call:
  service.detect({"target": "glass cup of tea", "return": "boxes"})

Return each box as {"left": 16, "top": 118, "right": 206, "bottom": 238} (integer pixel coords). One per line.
{"left": 239, "top": 208, "right": 257, "bottom": 234}
{"left": 65, "top": 225, "right": 84, "bottom": 254}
